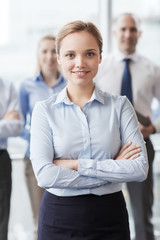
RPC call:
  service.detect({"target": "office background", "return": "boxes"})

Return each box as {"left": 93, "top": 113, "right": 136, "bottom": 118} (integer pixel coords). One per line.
{"left": 0, "top": 0, "right": 160, "bottom": 239}
{"left": 0, "top": 0, "right": 160, "bottom": 83}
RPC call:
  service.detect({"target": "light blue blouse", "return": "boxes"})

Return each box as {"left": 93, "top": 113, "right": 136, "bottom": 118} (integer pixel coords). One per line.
{"left": 30, "top": 86, "right": 148, "bottom": 196}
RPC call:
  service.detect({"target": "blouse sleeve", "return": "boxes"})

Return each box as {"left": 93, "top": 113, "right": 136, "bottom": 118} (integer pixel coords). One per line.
{"left": 78, "top": 98, "right": 149, "bottom": 183}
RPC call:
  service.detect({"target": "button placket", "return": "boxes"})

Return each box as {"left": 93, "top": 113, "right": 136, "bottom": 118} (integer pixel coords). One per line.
{"left": 77, "top": 105, "right": 91, "bottom": 158}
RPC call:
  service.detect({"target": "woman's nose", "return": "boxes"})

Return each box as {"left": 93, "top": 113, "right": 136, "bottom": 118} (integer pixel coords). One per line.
{"left": 75, "top": 56, "right": 85, "bottom": 68}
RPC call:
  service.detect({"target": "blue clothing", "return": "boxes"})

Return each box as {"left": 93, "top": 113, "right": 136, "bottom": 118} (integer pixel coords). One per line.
{"left": 19, "top": 72, "right": 67, "bottom": 157}
{"left": 30, "top": 86, "right": 148, "bottom": 197}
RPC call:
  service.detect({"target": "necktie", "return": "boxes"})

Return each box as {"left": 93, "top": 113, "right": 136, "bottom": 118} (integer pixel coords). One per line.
{"left": 121, "top": 59, "right": 133, "bottom": 103}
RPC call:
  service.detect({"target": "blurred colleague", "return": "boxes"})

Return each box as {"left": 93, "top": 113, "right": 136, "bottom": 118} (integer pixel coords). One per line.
{"left": 95, "top": 13, "right": 160, "bottom": 240}
{"left": 0, "top": 78, "right": 23, "bottom": 240}
{"left": 19, "top": 34, "right": 67, "bottom": 238}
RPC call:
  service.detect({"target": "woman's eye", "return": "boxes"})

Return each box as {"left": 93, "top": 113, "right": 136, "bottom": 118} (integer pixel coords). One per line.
{"left": 87, "top": 52, "right": 95, "bottom": 57}
{"left": 66, "top": 53, "right": 74, "bottom": 58}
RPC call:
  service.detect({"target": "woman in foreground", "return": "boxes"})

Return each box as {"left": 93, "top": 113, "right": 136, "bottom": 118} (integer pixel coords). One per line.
{"left": 30, "top": 21, "right": 148, "bottom": 240}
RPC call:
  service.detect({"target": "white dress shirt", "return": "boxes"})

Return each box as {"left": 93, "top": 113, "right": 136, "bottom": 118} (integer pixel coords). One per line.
{"left": 0, "top": 78, "right": 23, "bottom": 149}
{"left": 94, "top": 51, "right": 160, "bottom": 132}
{"left": 30, "top": 86, "right": 148, "bottom": 197}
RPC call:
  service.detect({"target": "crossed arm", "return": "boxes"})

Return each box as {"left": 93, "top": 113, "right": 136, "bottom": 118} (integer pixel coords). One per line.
{"left": 3, "top": 110, "right": 20, "bottom": 120}
{"left": 53, "top": 141, "right": 141, "bottom": 170}
{"left": 0, "top": 110, "right": 23, "bottom": 139}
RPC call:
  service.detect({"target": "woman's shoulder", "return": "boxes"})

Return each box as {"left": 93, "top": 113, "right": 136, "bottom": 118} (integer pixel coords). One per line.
{"left": 19, "top": 76, "right": 37, "bottom": 90}
{"left": 96, "top": 86, "right": 127, "bottom": 105}
{"left": 37, "top": 92, "right": 59, "bottom": 108}
{"left": 32, "top": 93, "right": 59, "bottom": 119}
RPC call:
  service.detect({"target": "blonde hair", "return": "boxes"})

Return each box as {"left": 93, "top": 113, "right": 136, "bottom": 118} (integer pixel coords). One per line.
{"left": 36, "top": 34, "right": 56, "bottom": 72}
{"left": 56, "top": 20, "right": 103, "bottom": 54}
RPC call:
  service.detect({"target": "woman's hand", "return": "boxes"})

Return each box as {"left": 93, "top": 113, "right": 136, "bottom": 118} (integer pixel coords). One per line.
{"left": 116, "top": 141, "right": 141, "bottom": 160}
{"left": 53, "top": 159, "right": 78, "bottom": 171}
{"left": 3, "top": 110, "right": 20, "bottom": 120}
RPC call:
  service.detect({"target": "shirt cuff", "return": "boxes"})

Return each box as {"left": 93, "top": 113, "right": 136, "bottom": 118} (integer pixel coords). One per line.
{"left": 78, "top": 158, "right": 97, "bottom": 177}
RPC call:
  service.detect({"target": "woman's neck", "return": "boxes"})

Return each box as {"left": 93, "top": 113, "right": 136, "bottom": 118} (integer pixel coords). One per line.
{"left": 42, "top": 70, "right": 59, "bottom": 87}
{"left": 67, "top": 82, "right": 95, "bottom": 109}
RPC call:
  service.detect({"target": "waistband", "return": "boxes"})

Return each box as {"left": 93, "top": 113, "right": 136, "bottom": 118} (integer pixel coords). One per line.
{"left": 0, "top": 149, "right": 7, "bottom": 152}
{"left": 45, "top": 190, "right": 123, "bottom": 204}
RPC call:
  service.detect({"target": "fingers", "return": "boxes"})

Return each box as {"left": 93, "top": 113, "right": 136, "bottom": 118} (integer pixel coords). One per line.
{"left": 123, "top": 147, "right": 141, "bottom": 159}
{"left": 120, "top": 144, "right": 140, "bottom": 158}
{"left": 118, "top": 141, "right": 132, "bottom": 155}
{"left": 116, "top": 141, "right": 141, "bottom": 160}
{"left": 130, "top": 153, "right": 140, "bottom": 160}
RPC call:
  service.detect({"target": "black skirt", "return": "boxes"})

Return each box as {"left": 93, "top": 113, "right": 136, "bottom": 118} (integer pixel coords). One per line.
{"left": 38, "top": 190, "right": 130, "bottom": 240}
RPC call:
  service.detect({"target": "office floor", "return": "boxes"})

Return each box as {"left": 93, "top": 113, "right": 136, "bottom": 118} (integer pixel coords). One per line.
{"left": 7, "top": 135, "right": 160, "bottom": 240}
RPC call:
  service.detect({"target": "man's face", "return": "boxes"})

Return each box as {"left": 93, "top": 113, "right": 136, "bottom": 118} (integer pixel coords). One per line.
{"left": 114, "top": 15, "right": 141, "bottom": 55}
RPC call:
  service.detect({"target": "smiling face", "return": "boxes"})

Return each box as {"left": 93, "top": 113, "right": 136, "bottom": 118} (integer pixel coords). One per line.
{"left": 57, "top": 31, "right": 102, "bottom": 88}
{"left": 37, "top": 39, "right": 58, "bottom": 73}
{"left": 114, "top": 14, "right": 141, "bottom": 55}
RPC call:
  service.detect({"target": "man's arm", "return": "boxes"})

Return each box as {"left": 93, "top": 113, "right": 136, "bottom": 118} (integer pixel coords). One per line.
{"left": 0, "top": 83, "right": 24, "bottom": 138}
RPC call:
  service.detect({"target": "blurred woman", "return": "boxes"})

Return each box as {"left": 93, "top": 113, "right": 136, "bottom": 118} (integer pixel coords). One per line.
{"left": 19, "top": 34, "right": 67, "bottom": 238}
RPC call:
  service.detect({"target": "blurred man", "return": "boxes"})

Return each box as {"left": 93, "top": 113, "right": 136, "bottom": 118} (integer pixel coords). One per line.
{"left": 0, "top": 77, "right": 23, "bottom": 240}
{"left": 95, "top": 13, "right": 160, "bottom": 240}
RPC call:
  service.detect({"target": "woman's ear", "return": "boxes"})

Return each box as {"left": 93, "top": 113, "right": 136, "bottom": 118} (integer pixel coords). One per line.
{"left": 99, "top": 54, "right": 102, "bottom": 64}
{"left": 57, "top": 54, "right": 61, "bottom": 65}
